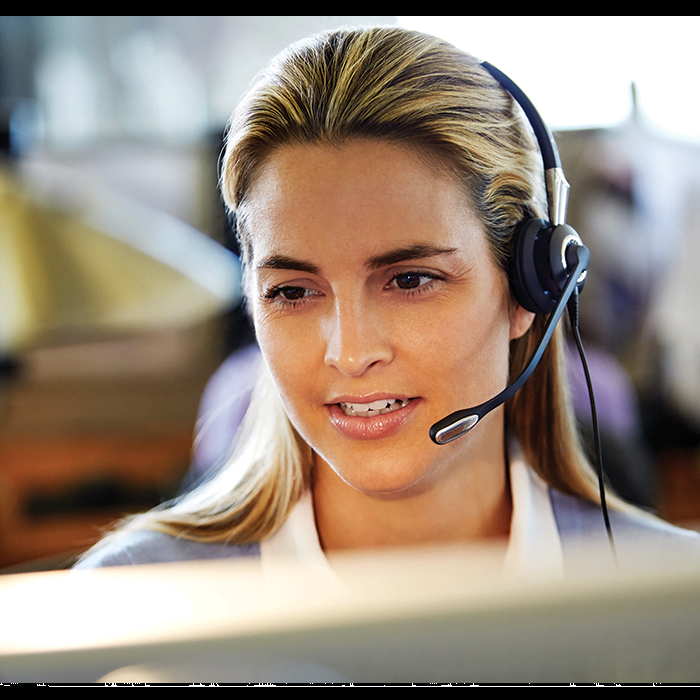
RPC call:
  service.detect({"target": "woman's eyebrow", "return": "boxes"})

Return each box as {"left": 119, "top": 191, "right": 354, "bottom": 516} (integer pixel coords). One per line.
{"left": 256, "top": 255, "right": 320, "bottom": 275}
{"left": 256, "top": 245, "right": 457, "bottom": 274}
{"left": 365, "top": 244, "right": 458, "bottom": 270}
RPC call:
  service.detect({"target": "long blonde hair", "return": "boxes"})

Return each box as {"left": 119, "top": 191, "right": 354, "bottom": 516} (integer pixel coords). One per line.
{"left": 89, "top": 26, "right": 625, "bottom": 550}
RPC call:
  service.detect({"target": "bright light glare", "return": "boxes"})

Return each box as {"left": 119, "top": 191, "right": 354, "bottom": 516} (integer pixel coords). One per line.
{"left": 398, "top": 16, "right": 700, "bottom": 140}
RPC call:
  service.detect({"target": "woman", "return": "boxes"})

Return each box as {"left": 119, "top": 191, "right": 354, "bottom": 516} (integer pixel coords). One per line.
{"left": 75, "top": 26, "right": 698, "bottom": 574}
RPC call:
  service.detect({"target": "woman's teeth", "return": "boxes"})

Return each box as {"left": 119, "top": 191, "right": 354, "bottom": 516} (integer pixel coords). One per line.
{"left": 339, "top": 398, "right": 411, "bottom": 417}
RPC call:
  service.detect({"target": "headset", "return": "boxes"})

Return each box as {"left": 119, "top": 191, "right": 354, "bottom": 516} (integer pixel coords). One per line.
{"left": 428, "top": 61, "right": 616, "bottom": 559}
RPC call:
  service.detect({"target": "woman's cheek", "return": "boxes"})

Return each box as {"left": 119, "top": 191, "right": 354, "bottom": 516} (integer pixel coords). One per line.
{"left": 255, "top": 315, "right": 313, "bottom": 397}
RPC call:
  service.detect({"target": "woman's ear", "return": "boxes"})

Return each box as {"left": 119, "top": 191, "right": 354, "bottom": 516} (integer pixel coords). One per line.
{"left": 509, "top": 300, "right": 536, "bottom": 340}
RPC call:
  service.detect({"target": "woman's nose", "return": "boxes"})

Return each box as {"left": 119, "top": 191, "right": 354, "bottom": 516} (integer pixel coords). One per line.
{"left": 323, "top": 300, "right": 393, "bottom": 376}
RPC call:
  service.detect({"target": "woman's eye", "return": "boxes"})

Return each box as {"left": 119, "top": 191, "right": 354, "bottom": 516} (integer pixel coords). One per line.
{"left": 278, "top": 286, "right": 308, "bottom": 300}
{"left": 390, "top": 272, "right": 438, "bottom": 291}
{"left": 394, "top": 273, "right": 423, "bottom": 289}
{"left": 264, "top": 284, "right": 319, "bottom": 305}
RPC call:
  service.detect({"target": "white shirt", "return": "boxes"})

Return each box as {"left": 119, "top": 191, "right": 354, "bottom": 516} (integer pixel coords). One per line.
{"left": 260, "top": 444, "right": 564, "bottom": 587}
{"left": 501, "top": 443, "right": 564, "bottom": 578}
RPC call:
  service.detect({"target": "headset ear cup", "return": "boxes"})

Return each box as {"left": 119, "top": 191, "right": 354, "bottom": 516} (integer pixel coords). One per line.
{"left": 549, "top": 223, "right": 587, "bottom": 295}
{"left": 509, "top": 218, "right": 555, "bottom": 315}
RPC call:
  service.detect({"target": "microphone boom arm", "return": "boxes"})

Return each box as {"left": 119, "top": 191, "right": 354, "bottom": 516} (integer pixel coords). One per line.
{"left": 429, "top": 244, "right": 590, "bottom": 445}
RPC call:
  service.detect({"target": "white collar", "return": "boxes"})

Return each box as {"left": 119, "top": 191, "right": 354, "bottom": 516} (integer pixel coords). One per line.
{"left": 260, "top": 444, "right": 564, "bottom": 582}
{"left": 501, "top": 441, "right": 564, "bottom": 579}
{"left": 259, "top": 490, "right": 349, "bottom": 596}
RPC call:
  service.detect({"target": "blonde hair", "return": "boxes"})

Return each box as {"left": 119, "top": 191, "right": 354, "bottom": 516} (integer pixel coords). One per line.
{"left": 85, "top": 26, "right": 628, "bottom": 552}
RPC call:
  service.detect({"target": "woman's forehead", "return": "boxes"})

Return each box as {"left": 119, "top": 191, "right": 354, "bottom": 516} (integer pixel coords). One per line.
{"left": 248, "top": 140, "right": 461, "bottom": 201}
{"left": 242, "top": 140, "right": 485, "bottom": 263}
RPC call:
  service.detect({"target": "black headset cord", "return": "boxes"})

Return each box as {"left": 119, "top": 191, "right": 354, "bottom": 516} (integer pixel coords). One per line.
{"left": 567, "top": 288, "right": 618, "bottom": 568}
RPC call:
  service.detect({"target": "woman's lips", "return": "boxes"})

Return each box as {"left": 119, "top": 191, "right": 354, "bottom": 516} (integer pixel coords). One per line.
{"left": 327, "top": 397, "right": 419, "bottom": 440}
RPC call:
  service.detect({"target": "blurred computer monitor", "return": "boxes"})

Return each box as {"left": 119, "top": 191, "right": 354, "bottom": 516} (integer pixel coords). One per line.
{"left": 2, "top": 542, "right": 699, "bottom": 683}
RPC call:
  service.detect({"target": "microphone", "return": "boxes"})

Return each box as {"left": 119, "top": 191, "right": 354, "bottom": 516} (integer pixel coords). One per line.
{"left": 429, "top": 243, "right": 590, "bottom": 445}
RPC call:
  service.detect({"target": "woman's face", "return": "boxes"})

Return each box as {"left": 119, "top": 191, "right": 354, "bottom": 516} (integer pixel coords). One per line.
{"left": 246, "top": 140, "right": 533, "bottom": 496}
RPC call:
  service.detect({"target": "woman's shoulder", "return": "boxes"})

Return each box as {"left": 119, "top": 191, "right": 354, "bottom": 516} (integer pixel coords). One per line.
{"left": 72, "top": 529, "right": 260, "bottom": 570}
{"left": 549, "top": 488, "right": 700, "bottom": 571}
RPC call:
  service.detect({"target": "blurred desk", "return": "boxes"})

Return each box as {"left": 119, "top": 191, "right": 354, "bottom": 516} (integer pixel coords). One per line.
{"left": 0, "top": 431, "right": 192, "bottom": 568}
{"left": 0, "top": 327, "right": 220, "bottom": 569}
{"left": 658, "top": 448, "right": 700, "bottom": 532}
{"left": 1, "top": 544, "right": 699, "bottom": 683}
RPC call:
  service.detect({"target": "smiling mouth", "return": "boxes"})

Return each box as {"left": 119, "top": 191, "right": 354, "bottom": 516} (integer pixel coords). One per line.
{"left": 338, "top": 398, "right": 413, "bottom": 417}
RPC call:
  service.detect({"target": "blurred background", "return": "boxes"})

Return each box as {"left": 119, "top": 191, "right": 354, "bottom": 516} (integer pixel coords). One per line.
{"left": 1, "top": 15, "right": 699, "bottom": 572}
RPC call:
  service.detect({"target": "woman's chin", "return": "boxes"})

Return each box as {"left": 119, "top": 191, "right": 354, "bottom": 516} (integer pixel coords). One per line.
{"left": 315, "top": 451, "right": 441, "bottom": 500}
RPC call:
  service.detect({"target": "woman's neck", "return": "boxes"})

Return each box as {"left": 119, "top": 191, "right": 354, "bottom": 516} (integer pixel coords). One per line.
{"left": 312, "top": 431, "right": 512, "bottom": 552}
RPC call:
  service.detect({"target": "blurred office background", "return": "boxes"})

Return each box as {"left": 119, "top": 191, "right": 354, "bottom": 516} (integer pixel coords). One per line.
{"left": 1, "top": 16, "right": 699, "bottom": 571}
